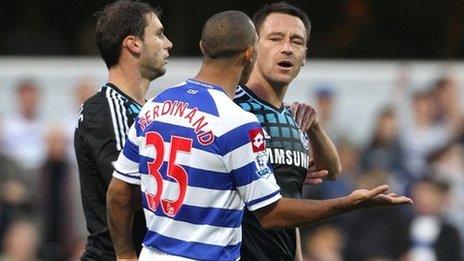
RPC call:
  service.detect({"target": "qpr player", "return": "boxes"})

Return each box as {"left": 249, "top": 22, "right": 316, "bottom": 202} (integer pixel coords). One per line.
{"left": 107, "top": 10, "right": 413, "bottom": 261}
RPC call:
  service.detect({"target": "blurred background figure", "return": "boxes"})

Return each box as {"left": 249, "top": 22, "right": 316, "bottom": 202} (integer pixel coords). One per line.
{"left": 401, "top": 176, "right": 462, "bottom": 261}
{"left": 303, "top": 225, "right": 345, "bottom": 261}
{"left": 360, "top": 106, "right": 408, "bottom": 193}
{"left": 0, "top": 219, "right": 39, "bottom": 261}
{"left": 74, "top": 80, "right": 96, "bottom": 108}
{"left": 341, "top": 171, "right": 409, "bottom": 261}
{"left": 39, "top": 127, "right": 75, "bottom": 261}
{"left": 314, "top": 86, "right": 340, "bottom": 141}
{"left": 427, "top": 142, "right": 464, "bottom": 244}
{"left": 431, "top": 75, "right": 463, "bottom": 134}
{"left": 395, "top": 72, "right": 453, "bottom": 180}
{"left": 0, "top": 80, "right": 46, "bottom": 173}
{"left": 65, "top": 80, "right": 97, "bottom": 159}
{"left": 305, "top": 137, "right": 359, "bottom": 201}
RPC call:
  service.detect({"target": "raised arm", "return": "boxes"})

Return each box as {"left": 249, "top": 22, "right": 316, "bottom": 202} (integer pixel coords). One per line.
{"left": 290, "top": 102, "right": 341, "bottom": 180}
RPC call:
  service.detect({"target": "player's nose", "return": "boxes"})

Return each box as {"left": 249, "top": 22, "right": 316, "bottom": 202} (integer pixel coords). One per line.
{"left": 165, "top": 37, "right": 173, "bottom": 50}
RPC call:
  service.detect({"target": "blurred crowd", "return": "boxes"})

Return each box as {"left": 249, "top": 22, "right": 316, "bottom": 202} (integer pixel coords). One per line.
{"left": 302, "top": 74, "right": 464, "bottom": 261}
{"left": 0, "top": 73, "right": 463, "bottom": 260}
{"left": 0, "top": 80, "right": 94, "bottom": 261}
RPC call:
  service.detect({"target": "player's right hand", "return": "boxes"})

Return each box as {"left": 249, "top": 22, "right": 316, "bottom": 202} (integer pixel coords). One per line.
{"left": 289, "top": 102, "right": 317, "bottom": 132}
{"left": 348, "top": 184, "right": 413, "bottom": 208}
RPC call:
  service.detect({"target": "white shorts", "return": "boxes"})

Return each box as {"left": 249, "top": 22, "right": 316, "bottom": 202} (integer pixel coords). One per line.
{"left": 139, "top": 246, "right": 197, "bottom": 261}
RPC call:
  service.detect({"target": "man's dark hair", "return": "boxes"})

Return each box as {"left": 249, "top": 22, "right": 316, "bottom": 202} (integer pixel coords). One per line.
{"left": 95, "top": 0, "right": 159, "bottom": 69}
{"left": 201, "top": 10, "right": 256, "bottom": 59}
{"left": 252, "top": 2, "right": 311, "bottom": 45}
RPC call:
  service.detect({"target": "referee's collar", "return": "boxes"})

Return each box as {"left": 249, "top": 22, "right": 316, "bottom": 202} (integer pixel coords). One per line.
{"left": 105, "top": 82, "right": 144, "bottom": 107}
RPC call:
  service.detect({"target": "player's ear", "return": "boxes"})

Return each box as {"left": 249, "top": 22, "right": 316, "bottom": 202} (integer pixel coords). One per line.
{"left": 199, "top": 40, "right": 206, "bottom": 55}
{"left": 243, "top": 45, "right": 255, "bottom": 64}
{"left": 122, "top": 35, "right": 142, "bottom": 54}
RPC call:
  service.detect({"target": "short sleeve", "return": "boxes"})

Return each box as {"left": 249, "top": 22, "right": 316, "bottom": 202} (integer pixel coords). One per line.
{"left": 221, "top": 121, "right": 282, "bottom": 211}
{"left": 112, "top": 122, "right": 141, "bottom": 185}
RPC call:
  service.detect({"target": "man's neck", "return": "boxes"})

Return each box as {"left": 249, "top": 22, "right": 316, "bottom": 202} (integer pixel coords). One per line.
{"left": 193, "top": 59, "right": 242, "bottom": 99}
{"left": 246, "top": 71, "right": 288, "bottom": 108}
{"left": 108, "top": 65, "right": 149, "bottom": 105}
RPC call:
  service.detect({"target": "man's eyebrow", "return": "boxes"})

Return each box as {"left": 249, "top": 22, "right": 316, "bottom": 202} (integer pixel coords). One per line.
{"left": 291, "top": 34, "right": 305, "bottom": 40}
{"left": 266, "top": 32, "right": 285, "bottom": 37}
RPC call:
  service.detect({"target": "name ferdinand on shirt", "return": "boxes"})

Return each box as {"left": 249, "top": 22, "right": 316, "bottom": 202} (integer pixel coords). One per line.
{"left": 139, "top": 100, "right": 214, "bottom": 145}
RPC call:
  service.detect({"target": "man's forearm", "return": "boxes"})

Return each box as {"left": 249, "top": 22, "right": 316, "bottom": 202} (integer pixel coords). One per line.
{"left": 307, "top": 122, "right": 341, "bottom": 180}
{"left": 255, "top": 185, "right": 412, "bottom": 229}
{"left": 107, "top": 178, "right": 138, "bottom": 259}
{"left": 255, "top": 196, "right": 351, "bottom": 229}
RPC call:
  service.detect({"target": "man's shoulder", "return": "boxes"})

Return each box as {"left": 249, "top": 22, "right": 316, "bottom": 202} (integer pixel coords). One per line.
{"left": 78, "top": 90, "right": 110, "bottom": 127}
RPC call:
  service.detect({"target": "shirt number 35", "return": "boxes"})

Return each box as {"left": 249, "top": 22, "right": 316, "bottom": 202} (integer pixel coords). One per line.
{"left": 144, "top": 132, "right": 192, "bottom": 217}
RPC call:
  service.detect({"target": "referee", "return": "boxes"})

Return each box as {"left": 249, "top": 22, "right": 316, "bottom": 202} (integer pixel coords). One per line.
{"left": 74, "top": 1, "right": 172, "bottom": 260}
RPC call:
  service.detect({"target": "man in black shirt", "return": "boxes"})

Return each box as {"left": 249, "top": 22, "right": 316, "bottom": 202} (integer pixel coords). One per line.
{"left": 74, "top": 1, "right": 172, "bottom": 260}
{"left": 234, "top": 3, "right": 342, "bottom": 260}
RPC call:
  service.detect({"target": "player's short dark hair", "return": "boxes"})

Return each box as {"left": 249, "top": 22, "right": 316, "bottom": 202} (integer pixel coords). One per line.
{"left": 252, "top": 2, "right": 311, "bottom": 45}
{"left": 201, "top": 11, "right": 256, "bottom": 59}
{"left": 95, "top": 0, "right": 159, "bottom": 69}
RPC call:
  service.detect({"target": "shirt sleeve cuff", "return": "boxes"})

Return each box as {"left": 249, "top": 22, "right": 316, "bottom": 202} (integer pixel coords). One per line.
{"left": 112, "top": 171, "right": 141, "bottom": 185}
{"left": 246, "top": 190, "right": 282, "bottom": 211}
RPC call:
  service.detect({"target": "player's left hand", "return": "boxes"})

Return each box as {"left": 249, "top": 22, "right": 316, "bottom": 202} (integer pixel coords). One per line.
{"left": 305, "top": 159, "right": 328, "bottom": 184}
{"left": 289, "top": 102, "right": 317, "bottom": 132}
{"left": 305, "top": 169, "right": 329, "bottom": 184}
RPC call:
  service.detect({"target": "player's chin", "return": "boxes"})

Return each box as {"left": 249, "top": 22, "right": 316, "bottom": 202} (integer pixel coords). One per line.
{"left": 148, "top": 67, "right": 166, "bottom": 81}
{"left": 271, "top": 74, "right": 293, "bottom": 87}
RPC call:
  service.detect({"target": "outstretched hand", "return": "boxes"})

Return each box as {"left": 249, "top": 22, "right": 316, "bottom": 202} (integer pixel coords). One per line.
{"left": 289, "top": 102, "right": 317, "bottom": 132}
{"left": 349, "top": 185, "right": 413, "bottom": 208}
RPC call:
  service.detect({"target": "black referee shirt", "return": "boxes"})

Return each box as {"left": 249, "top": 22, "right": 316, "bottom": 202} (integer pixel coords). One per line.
{"left": 74, "top": 83, "right": 146, "bottom": 261}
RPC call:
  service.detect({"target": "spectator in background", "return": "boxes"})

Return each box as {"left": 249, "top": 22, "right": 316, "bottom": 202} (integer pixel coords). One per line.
{"left": 342, "top": 170, "right": 409, "bottom": 261}
{"left": 75, "top": 80, "right": 96, "bottom": 107}
{"left": 39, "top": 127, "right": 75, "bottom": 261}
{"left": 404, "top": 91, "right": 451, "bottom": 178}
{"left": 0, "top": 81, "right": 44, "bottom": 236}
{"left": 302, "top": 225, "right": 345, "bottom": 261}
{"left": 395, "top": 72, "right": 452, "bottom": 179}
{"left": 0, "top": 219, "right": 39, "bottom": 261}
{"left": 401, "top": 176, "right": 462, "bottom": 261}
{"left": 432, "top": 75, "right": 463, "bottom": 135}
{"left": 65, "top": 80, "right": 97, "bottom": 160}
{"left": 428, "top": 142, "right": 464, "bottom": 243}
{"left": 305, "top": 137, "right": 358, "bottom": 201}
{"left": 314, "top": 86, "right": 340, "bottom": 141}
{"left": 361, "top": 106, "right": 408, "bottom": 193}
{"left": 0, "top": 123, "right": 32, "bottom": 248}
{"left": 0, "top": 80, "right": 46, "bottom": 178}
{"left": 0, "top": 178, "right": 31, "bottom": 251}
{"left": 68, "top": 80, "right": 97, "bottom": 249}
